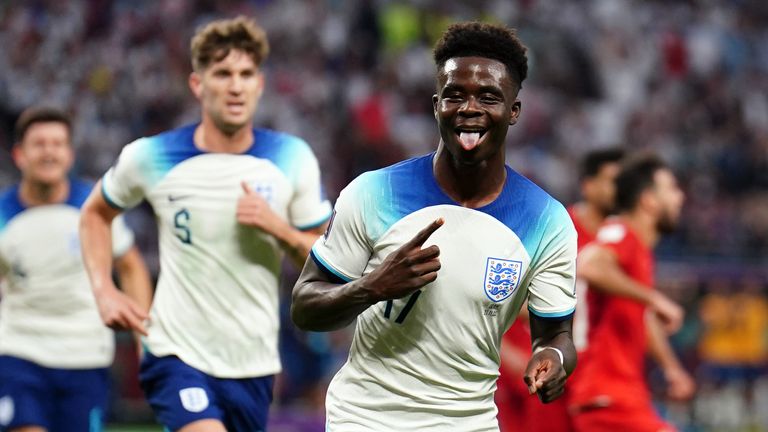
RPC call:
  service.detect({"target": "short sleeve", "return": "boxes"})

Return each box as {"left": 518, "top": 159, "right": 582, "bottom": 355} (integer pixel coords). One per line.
{"left": 594, "top": 223, "right": 630, "bottom": 264}
{"left": 288, "top": 142, "right": 332, "bottom": 230}
{"left": 101, "top": 139, "right": 149, "bottom": 210}
{"left": 310, "top": 176, "right": 372, "bottom": 282}
{"left": 527, "top": 202, "right": 578, "bottom": 320}
{"left": 110, "top": 215, "right": 135, "bottom": 258}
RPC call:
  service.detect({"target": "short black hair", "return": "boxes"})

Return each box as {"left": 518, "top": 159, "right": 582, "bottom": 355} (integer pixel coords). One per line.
{"left": 615, "top": 154, "right": 668, "bottom": 212}
{"left": 14, "top": 107, "right": 72, "bottom": 143}
{"left": 580, "top": 148, "right": 625, "bottom": 180}
{"left": 433, "top": 22, "right": 528, "bottom": 89}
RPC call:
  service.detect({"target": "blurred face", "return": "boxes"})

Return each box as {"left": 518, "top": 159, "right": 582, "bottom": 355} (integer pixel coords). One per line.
{"left": 651, "top": 168, "right": 685, "bottom": 233}
{"left": 583, "top": 162, "right": 620, "bottom": 214}
{"left": 13, "top": 122, "right": 74, "bottom": 185}
{"left": 433, "top": 57, "right": 521, "bottom": 165}
{"left": 189, "top": 49, "right": 264, "bottom": 135}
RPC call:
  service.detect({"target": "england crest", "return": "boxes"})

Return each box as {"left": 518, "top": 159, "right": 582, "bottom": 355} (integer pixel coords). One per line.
{"left": 484, "top": 257, "right": 522, "bottom": 302}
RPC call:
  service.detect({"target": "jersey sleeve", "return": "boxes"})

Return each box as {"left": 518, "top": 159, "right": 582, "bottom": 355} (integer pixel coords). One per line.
{"left": 110, "top": 215, "right": 135, "bottom": 258}
{"left": 101, "top": 139, "right": 149, "bottom": 210}
{"left": 527, "top": 202, "right": 578, "bottom": 320}
{"left": 288, "top": 141, "right": 332, "bottom": 230}
{"left": 594, "top": 223, "right": 631, "bottom": 265}
{"left": 309, "top": 175, "right": 372, "bottom": 282}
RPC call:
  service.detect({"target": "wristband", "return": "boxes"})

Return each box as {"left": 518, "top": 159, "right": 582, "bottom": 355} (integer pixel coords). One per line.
{"left": 534, "top": 346, "right": 564, "bottom": 366}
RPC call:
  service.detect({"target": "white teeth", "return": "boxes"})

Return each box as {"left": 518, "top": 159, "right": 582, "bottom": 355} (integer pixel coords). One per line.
{"left": 458, "top": 132, "right": 481, "bottom": 150}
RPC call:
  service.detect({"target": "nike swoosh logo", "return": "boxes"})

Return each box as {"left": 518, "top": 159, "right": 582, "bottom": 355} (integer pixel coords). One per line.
{"left": 168, "top": 194, "right": 193, "bottom": 202}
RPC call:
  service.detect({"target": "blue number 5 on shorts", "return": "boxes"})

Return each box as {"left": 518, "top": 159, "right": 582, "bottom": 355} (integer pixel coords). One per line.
{"left": 139, "top": 351, "right": 273, "bottom": 432}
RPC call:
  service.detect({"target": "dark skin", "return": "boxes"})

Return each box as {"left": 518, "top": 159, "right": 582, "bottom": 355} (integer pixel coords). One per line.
{"left": 291, "top": 56, "right": 575, "bottom": 403}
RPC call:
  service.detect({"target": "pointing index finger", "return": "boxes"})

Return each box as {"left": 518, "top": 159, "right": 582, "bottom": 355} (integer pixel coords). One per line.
{"left": 406, "top": 218, "right": 444, "bottom": 249}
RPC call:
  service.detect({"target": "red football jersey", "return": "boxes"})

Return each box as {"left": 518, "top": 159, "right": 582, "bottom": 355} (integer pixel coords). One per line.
{"left": 495, "top": 205, "right": 592, "bottom": 432}
{"left": 567, "top": 205, "right": 597, "bottom": 251}
{"left": 568, "top": 219, "right": 654, "bottom": 409}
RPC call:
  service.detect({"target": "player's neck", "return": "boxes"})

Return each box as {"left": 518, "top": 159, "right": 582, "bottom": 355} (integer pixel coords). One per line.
{"left": 619, "top": 211, "right": 659, "bottom": 247}
{"left": 573, "top": 201, "right": 605, "bottom": 235}
{"left": 432, "top": 145, "right": 506, "bottom": 208}
{"left": 18, "top": 177, "right": 69, "bottom": 207}
{"left": 194, "top": 120, "right": 253, "bottom": 153}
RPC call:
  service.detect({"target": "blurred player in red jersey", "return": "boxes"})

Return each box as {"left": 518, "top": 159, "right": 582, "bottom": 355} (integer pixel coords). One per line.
{"left": 569, "top": 154, "right": 695, "bottom": 432}
{"left": 496, "top": 149, "right": 622, "bottom": 432}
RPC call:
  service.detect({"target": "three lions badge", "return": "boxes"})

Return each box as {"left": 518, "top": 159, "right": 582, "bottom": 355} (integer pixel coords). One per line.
{"left": 484, "top": 257, "right": 522, "bottom": 302}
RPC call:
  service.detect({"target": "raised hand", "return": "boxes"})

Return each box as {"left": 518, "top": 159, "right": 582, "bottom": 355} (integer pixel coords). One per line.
{"left": 236, "top": 181, "right": 282, "bottom": 234}
{"left": 94, "top": 285, "right": 148, "bottom": 336}
{"left": 360, "top": 218, "right": 444, "bottom": 303}
{"left": 523, "top": 348, "right": 567, "bottom": 403}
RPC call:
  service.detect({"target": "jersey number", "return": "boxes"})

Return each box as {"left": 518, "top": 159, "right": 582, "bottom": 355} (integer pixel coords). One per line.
{"left": 383, "top": 291, "right": 422, "bottom": 324}
{"left": 174, "top": 209, "right": 192, "bottom": 245}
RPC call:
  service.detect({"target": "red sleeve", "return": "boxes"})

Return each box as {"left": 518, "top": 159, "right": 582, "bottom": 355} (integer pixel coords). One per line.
{"left": 594, "top": 222, "right": 633, "bottom": 268}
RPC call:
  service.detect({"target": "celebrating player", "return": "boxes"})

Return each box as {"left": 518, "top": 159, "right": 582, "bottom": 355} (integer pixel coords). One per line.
{"left": 569, "top": 154, "right": 695, "bottom": 432}
{"left": 0, "top": 107, "right": 151, "bottom": 432}
{"left": 79, "top": 17, "right": 331, "bottom": 432}
{"left": 292, "top": 22, "right": 578, "bottom": 431}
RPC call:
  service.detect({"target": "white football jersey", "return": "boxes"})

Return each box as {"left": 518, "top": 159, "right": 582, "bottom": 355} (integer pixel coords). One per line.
{"left": 0, "top": 180, "right": 134, "bottom": 368}
{"left": 101, "top": 124, "right": 331, "bottom": 378}
{"left": 312, "top": 154, "right": 577, "bottom": 431}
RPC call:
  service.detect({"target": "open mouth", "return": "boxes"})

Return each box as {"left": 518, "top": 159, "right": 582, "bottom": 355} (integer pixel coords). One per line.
{"left": 455, "top": 128, "right": 487, "bottom": 151}
{"left": 226, "top": 101, "right": 246, "bottom": 112}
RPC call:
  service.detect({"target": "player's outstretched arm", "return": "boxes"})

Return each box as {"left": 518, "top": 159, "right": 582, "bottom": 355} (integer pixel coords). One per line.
{"left": 646, "top": 311, "right": 695, "bottom": 400}
{"left": 80, "top": 181, "right": 148, "bottom": 335}
{"left": 291, "top": 219, "right": 443, "bottom": 332}
{"left": 523, "top": 315, "right": 576, "bottom": 403}
{"left": 578, "top": 244, "right": 683, "bottom": 332}
{"left": 236, "top": 181, "right": 326, "bottom": 268}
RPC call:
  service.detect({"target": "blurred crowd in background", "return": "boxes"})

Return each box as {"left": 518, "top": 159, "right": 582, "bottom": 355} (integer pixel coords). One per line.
{"left": 1, "top": 0, "right": 767, "bottom": 431}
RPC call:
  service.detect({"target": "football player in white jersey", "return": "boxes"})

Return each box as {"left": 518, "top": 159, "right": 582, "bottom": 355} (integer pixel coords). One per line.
{"left": 79, "top": 16, "right": 331, "bottom": 432}
{"left": 292, "top": 22, "right": 578, "bottom": 431}
{"left": 0, "top": 107, "right": 151, "bottom": 432}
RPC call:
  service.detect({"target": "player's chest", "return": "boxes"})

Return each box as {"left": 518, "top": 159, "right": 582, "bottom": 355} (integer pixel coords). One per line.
{"left": 624, "top": 250, "right": 654, "bottom": 287}
{"left": 147, "top": 158, "right": 294, "bottom": 236}
{"left": 0, "top": 207, "right": 82, "bottom": 281}
{"left": 370, "top": 208, "right": 534, "bottom": 319}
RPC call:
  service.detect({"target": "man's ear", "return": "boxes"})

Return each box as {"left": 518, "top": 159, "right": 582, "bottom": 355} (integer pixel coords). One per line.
{"left": 509, "top": 99, "right": 522, "bottom": 125}
{"left": 12, "top": 144, "right": 26, "bottom": 170}
{"left": 189, "top": 72, "right": 202, "bottom": 99}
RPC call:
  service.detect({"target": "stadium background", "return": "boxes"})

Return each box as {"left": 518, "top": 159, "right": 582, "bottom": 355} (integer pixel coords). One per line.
{"left": 1, "top": 0, "right": 767, "bottom": 431}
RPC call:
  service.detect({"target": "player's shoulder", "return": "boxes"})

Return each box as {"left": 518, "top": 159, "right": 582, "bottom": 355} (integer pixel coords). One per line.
{"left": 596, "top": 220, "right": 630, "bottom": 245}
{"left": 0, "top": 184, "right": 24, "bottom": 230}
{"left": 249, "top": 127, "right": 315, "bottom": 159}
{"left": 253, "top": 127, "right": 308, "bottom": 147}
{"left": 115, "top": 124, "right": 200, "bottom": 174}
{"left": 141, "top": 123, "right": 198, "bottom": 154}
{"left": 350, "top": 153, "right": 432, "bottom": 193}
{"left": 147, "top": 123, "right": 197, "bottom": 144}
{"left": 246, "top": 128, "right": 318, "bottom": 177}
{"left": 505, "top": 167, "right": 571, "bottom": 225}
{"left": 65, "top": 178, "right": 95, "bottom": 209}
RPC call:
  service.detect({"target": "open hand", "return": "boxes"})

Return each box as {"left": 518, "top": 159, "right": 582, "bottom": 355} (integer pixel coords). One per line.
{"left": 94, "top": 286, "right": 148, "bottom": 335}
{"left": 361, "top": 218, "right": 444, "bottom": 302}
